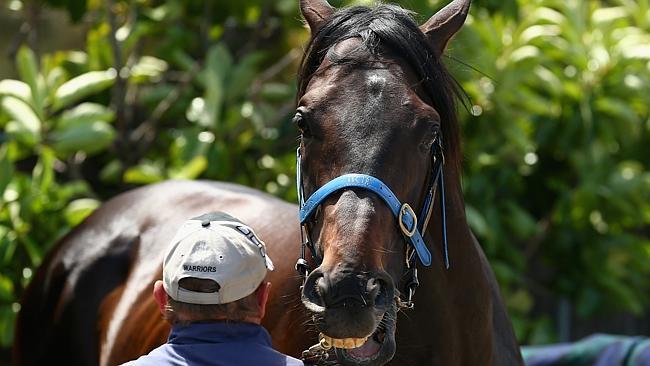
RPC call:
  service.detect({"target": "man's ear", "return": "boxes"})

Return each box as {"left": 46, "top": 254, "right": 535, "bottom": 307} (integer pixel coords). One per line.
{"left": 420, "top": 0, "right": 471, "bottom": 57}
{"left": 153, "top": 280, "right": 168, "bottom": 315}
{"left": 256, "top": 282, "right": 272, "bottom": 320}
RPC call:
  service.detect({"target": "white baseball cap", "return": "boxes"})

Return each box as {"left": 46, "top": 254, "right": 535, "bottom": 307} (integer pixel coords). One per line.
{"left": 163, "top": 212, "right": 274, "bottom": 305}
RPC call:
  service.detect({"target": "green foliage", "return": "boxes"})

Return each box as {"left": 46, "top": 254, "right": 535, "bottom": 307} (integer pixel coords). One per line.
{"left": 0, "top": 0, "right": 649, "bottom": 352}
{"left": 453, "top": 0, "right": 650, "bottom": 342}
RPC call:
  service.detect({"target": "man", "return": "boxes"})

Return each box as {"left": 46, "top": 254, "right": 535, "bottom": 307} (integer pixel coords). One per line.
{"left": 123, "top": 211, "right": 307, "bottom": 366}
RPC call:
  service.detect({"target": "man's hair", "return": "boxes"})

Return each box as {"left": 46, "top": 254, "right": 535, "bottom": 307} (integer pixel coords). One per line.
{"left": 164, "top": 278, "right": 260, "bottom": 325}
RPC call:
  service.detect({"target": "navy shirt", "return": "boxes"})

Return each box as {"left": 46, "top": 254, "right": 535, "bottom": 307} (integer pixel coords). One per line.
{"left": 122, "top": 322, "right": 307, "bottom": 366}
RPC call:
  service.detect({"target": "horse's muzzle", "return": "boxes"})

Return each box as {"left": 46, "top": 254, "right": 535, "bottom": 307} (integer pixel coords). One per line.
{"left": 302, "top": 267, "right": 394, "bottom": 338}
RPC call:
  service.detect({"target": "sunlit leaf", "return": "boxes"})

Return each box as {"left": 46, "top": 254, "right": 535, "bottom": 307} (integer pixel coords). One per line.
{"left": 57, "top": 102, "right": 115, "bottom": 129}
{"left": 64, "top": 198, "right": 100, "bottom": 226}
{"left": 1, "top": 96, "right": 41, "bottom": 145}
{"left": 129, "top": 56, "right": 168, "bottom": 83}
{"left": 16, "top": 46, "right": 45, "bottom": 117}
{"left": 50, "top": 121, "right": 115, "bottom": 156}
{"left": 592, "top": 7, "right": 628, "bottom": 24}
{"left": 168, "top": 155, "right": 207, "bottom": 180}
{"left": 0, "top": 79, "right": 32, "bottom": 105}
{"left": 519, "top": 25, "right": 561, "bottom": 44}
{"left": 52, "top": 69, "right": 117, "bottom": 110}
{"left": 123, "top": 162, "right": 165, "bottom": 184}
{"left": 509, "top": 45, "right": 540, "bottom": 63}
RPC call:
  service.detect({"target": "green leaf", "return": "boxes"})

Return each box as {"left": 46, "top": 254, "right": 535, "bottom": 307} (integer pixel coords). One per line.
{"left": 64, "top": 198, "right": 100, "bottom": 226}
{"left": 592, "top": 7, "right": 628, "bottom": 24}
{"left": 21, "top": 235, "right": 42, "bottom": 268}
{"left": 505, "top": 202, "right": 539, "bottom": 240}
{"left": 0, "top": 79, "right": 32, "bottom": 104}
{"left": 466, "top": 204, "right": 490, "bottom": 237}
{"left": 519, "top": 25, "right": 561, "bottom": 44}
{"left": 16, "top": 46, "right": 45, "bottom": 117}
{"left": 0, "top": 227, "right": 17, "bottom": 266}
{"left": 0, "top": 145, "right": 13, "bottom": 197}
{"left": 202, "top": 44, "right": 232, "bottom": 128}
{"left": 168, "top": 156, "right": 208, "bottom": 180}
{"left": 50, "top": 121, "right": 115, "bottom": 156}
{"left": 0, "top": 274, "right": 13, "bottom": 302}
{"left": 52, "top": 69, "right": 117, "bottom": 110}
{"left": 0, "top": 305, "right": 16, "bottom": 348}
{"left": 129, "top": 56, "right": 168, "bottom": 83}
{"left": 32, "top": 147, "right": 54, "bottom": 193}
{"left": 227, "top": 52, "right": 264, "bottom": 100}
{"left": 595, "top": 97, "right": 638, "bottom": 124}
{"left": 99, "top": 160, "right": 121, "bottom": 183}
{"left": 1, "top": 96, "right": 41, "bottom": 146}
{"left": 46, "top": 66, "right": 67, "bottom": 91}
{"left": 123, "top": 162, "right": 165, "bottom": 184}
{"left": 260, "top": 83, "right": 293, "bottom": 102}
{"left": 16, "top": 46, "right": 39, "bottom": 94}
{"left": 509, "top": 45, "right": 540, "bottom": 63}
{"left": 57, "top": 102, "right": 115, "bottom": 129}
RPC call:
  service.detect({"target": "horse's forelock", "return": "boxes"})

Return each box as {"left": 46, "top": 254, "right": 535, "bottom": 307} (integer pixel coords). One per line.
{"left": 297, "top": 3, "right": 464, "bottom": 177}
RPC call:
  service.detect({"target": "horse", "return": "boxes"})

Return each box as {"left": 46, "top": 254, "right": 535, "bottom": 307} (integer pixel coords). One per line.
{"left": 13, "top": 0, "right": 523, "bottom": 365}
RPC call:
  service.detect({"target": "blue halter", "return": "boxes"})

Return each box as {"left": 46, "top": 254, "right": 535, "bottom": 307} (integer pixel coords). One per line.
{"left": 295, "top": 137, "right": 449, "bottom": 270}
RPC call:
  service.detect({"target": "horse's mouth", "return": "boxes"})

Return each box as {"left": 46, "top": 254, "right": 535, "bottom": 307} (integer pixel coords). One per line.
{"left": 323, "top": 305, "right": 397, "bottom": 366}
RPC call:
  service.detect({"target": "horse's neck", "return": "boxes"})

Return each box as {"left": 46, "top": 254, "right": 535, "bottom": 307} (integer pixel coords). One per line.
{"left": 419, "top": 173, "right": 522, "bottom": 365}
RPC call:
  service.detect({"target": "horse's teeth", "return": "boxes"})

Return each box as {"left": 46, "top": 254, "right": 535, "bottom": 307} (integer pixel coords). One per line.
{"left": 320, "top": 334, "right": 369, "bottom": 349}
{"left": 354, "top": 337, "right": 367, "bottom": 347}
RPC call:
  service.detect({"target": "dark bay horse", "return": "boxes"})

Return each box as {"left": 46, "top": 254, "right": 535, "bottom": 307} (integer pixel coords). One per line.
{"left": 13, "top": 0, "right": 523, "bottom": 365}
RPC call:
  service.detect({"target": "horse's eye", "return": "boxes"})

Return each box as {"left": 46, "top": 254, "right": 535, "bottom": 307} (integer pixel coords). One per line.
{"left": 293, "top": 111, "right": 311, "bottom": 137}
{"left": 420, "top": 125, "right": 441, "bottom": 153}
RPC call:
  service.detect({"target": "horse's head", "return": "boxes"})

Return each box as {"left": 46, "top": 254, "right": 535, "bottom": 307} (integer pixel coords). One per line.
{"left": 296, "top": 0, "right": 470, "bottom": 365}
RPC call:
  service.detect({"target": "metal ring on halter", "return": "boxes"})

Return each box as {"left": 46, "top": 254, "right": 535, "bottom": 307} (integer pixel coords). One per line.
{"left": 319, "top": 333, "right": 332, "bottom": 350}
{"left": 398, "top": 203, "right": 417, "bottom": 238}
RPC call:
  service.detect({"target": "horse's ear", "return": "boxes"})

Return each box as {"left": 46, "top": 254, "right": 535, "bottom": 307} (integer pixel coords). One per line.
{"left": 420, "top": 0, "right": 471, "bottom": 56}
{"left": 300, "top": 0, "right": 336, "bottom": 33}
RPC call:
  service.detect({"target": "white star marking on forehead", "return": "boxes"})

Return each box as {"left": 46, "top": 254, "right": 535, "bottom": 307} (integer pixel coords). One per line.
{"left": 367, "top": 74, "right": 386, "bottom": 97}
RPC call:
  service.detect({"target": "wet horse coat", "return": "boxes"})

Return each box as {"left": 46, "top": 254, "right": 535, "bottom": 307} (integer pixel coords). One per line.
{"left": 14, "top": 1, "right": 523, "bottom": 365}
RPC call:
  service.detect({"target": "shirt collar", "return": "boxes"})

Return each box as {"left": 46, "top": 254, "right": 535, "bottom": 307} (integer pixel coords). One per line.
{"left": 168, "top": 322, "right": 272, "bottom": 346}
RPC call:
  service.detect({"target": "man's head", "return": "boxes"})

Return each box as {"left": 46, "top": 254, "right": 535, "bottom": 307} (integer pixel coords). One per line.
{"left": 153, "top": 212, "right": 274, "bottom": 325}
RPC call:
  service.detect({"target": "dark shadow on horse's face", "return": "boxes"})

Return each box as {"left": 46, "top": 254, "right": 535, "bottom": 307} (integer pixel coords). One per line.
{"left": 298, "top": 37, "right": 441, "bottom": 365}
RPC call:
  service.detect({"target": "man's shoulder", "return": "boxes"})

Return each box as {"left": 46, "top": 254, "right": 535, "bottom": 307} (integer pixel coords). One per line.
{"left": 119, "top": 344, "right": 175, "bottom": 366}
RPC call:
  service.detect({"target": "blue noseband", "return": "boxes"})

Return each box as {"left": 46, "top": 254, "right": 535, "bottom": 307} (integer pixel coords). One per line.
{"left": 300, "top": 174, "right": 433, "bottom": 266}
{"left": 295, "top": 137, "right": 449, "bottom": 269}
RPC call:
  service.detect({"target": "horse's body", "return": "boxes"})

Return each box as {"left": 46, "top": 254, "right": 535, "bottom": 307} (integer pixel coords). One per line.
{"left": 13, "top": 180, "right": 311, "bottom": 365}
{"left": 14, "top": 1, "right": 523, "bottom": 365}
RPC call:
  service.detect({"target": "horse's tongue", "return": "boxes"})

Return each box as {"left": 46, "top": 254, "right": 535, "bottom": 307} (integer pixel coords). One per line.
{"left": 347, "top": 337, "right": 381, "bottom": 359}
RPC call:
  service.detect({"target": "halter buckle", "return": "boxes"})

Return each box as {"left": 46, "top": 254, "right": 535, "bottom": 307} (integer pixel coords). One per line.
{"left": 295, "top": 258, "right": 310, "bottom": 278}
{"left": 398, "top": 203, "right": 417, "bottom": 238}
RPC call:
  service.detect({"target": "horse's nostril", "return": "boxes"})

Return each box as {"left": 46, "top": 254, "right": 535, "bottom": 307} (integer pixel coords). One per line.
{"left": 367, "top": 278, "right": 381, "bottom": 301}
{"left": 302, "top": 269, "right": 326, "bottom": 308}
{"left": 316, "top": 276, "right": 328, "bottom": 298}
{"left": 371, "top": 277, "right": 392, "bottom": 307}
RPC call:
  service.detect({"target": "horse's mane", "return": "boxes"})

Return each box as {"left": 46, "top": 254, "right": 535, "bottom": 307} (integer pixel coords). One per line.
{"left": 297, "top": 4, "right": 464, "bottom": 176}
